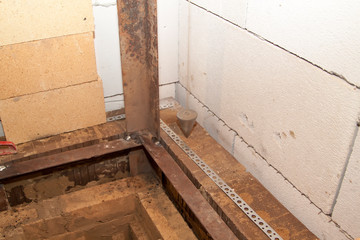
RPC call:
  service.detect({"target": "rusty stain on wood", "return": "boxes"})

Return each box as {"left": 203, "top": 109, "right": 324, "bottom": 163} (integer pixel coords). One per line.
{"left": 117, "top": 0, "right": 160, "bottom": 138}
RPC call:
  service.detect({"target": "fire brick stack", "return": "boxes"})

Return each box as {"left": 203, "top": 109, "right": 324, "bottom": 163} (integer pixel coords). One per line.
{"left": 0, "top": 0, "right": 106, "bottom": 144}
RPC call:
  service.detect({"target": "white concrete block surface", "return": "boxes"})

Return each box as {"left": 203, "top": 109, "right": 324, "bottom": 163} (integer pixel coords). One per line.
{"left": 93, "top": 1, "right": 123, "bottom": 99}
{"left": 190, "top": 0, "right": 247, "bottom": 28}
{"left": 160, "top": 83, "right": 176, "bottom": 100}
{"left": 178, "top": 0, "right": 190, "bottom": 88}
{"left": 246, "top": 0, "right": 360, "bottom": 87}
{"left": 176, "top": 83, "right": 236, "bottom": 154}
{"left": 233, "top": 136, "right": 351, "bottom": 240}
{"left": 178, "top": 4, "right": 360, "bottom": 213}
{"left": 158, "top": 0, "right": 179, "bottom": 85}
{"left": 332, "top": 127, "right": 360, "bottom": 238}
{"left": 104, "top": 94, "right": 124, "bottom": 113}
{"left": 176, "top": 82, "right": 212, "bottom": 125}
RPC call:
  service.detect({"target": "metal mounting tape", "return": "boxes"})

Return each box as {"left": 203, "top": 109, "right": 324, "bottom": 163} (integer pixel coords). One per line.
{"left": 106, "top": 103, "right": 283, "bottom": 240}
{"left": 160, "top": 119, "right": 283, "bottom": 240}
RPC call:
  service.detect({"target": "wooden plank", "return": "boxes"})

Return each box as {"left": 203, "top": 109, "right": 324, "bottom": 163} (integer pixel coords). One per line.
{"left": 117, "top": 0, "right": 160, "bottom": 138}
{"left": 0, "top": 120, "right": 126, "bottom": 165}
{"left": 0, "top": 33, "right": 97, "bottom": 100}
{"left": 0, "top": 138, "right": 140, "bottom": 180}
{"left": 0, "top": 0, "right": 94, "bottom": 46}
{"left": 159, "top": 108, "right": 318, "bottom": 240}
{"left": 141, "top": 133, "right": 238, "bottom": 240}
{"left": 0, "top": 79, "right": 106, "bottom": 144}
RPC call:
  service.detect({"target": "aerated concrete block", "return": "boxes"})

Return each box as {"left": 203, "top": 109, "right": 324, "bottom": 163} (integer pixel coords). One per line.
{"left": 178, "top": 3, "right": 360, "bottom": 213}
{"left": 246, "top": 0, "right": 360, "bottom": 86}
{"left": 332, "top": 127, "right": 360, "bottom": 237}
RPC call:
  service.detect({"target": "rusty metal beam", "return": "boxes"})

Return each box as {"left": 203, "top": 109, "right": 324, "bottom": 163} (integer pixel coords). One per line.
{"left": 141, "top": 132, "right": 238, "bottom": 240}
{"left": 117, "top": 0, "right": 160, "bottom": 138}
{"left": 0, "top": 139, "right": 140, "bottom": 180}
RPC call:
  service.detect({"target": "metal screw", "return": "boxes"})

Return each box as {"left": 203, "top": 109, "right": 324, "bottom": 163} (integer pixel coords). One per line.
{"left": 125, "top": 135, "right": 131, "bottom": 141}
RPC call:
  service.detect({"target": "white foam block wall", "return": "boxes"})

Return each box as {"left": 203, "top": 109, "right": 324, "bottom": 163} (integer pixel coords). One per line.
{"left": 158, "top": 0, "right": 179, "bottom": 85}
{"left": 191, "top": 0, "right": 247, "bottom": 27}
{"left": 177, "top": 0, "right": 360, "bottom": 238}
{"left": 176, "top": 83, "right": 352, "bottom": 240}
{"left": 246, "top": 0, "right": 360, "bottom": 86}
{"left": 92, "top": 0, "right": 179, "bottom": 112}
{"left": 332, "top": 126, "right": 360, "bottom": 237}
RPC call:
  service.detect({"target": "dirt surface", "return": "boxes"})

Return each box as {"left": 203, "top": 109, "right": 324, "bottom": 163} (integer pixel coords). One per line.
{"left": 3, "top": 153, "right": 130, "bottom": 207}
{"left": 0, "top": 173, "right": 197, "bottom": 240}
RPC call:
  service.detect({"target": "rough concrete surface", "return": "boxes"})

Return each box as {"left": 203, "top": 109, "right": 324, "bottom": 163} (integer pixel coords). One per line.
{"left": 178, "top": 2, "right": 360, "bottom": 214}
{"left": 0, "top": 0, "right": 94, "bottom": 46}
{"left": 0, "top": 79, "right": 106, "bottom": 144}
{"left": 0, "top": 32, "right": 98, "bottom": 100}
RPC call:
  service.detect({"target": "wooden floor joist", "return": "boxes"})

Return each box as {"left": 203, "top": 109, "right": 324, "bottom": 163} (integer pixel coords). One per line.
{"left": 0, "top": 104, "right": 318, "bottom": 239}
{"left": 0, "top": 138, "right": 140, "bottom": 180}
{"left": 159, "top": 106, "right": 318, "bottom": 240}
{"left": 0, "top": 116, "right": 127, "bottom": 164}
{"left": 142, "top": 132, "right": 238, "bottom": 240}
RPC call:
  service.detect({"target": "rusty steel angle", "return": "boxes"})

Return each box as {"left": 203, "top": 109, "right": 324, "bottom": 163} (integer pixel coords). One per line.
{"left": 117, "top": 0, "right": 160, "bottom": 138}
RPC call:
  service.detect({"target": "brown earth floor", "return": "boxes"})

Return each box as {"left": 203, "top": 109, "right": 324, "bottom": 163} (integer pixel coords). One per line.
{"left": 0, "top": 173, "right": 197, "bottom": 240}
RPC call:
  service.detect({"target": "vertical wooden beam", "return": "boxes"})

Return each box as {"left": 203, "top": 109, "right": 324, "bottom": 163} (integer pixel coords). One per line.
{"left": 117, "top": 0, "right": 160, "bottom": 138}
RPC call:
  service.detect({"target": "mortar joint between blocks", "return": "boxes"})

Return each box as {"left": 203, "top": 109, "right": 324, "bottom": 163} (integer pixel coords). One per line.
{"left": 187, "top": 1, "right": 360, "bottom": 90}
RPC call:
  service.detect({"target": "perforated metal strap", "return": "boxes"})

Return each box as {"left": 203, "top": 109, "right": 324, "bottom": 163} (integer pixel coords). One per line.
{"left": 106, "top": 105, "right": 282, "bottom": 240}
{"left": 106, "top": 102, "right": 175, "bottom": 122}
{"left": 106, "top": 114, "right": 126, "bottom": 122}
{"left": 160, "top": 119, "right": 283, "bottom": 240}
